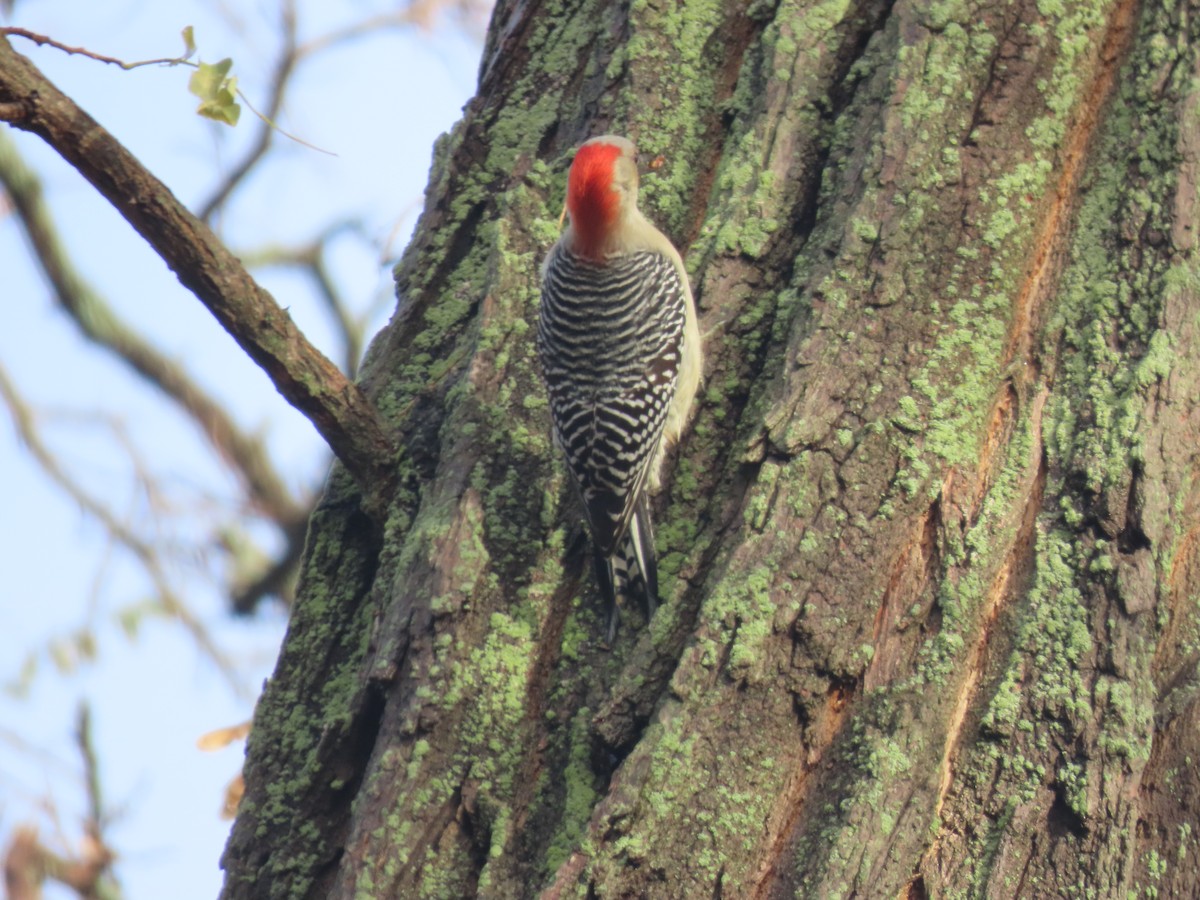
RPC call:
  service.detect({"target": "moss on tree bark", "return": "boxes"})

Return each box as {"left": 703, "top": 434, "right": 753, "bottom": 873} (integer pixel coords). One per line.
{"left": 222, "top": 0, "right": 1200, "bottom": 896}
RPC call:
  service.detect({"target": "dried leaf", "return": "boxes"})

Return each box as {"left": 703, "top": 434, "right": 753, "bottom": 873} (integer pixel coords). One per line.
{"left": 221, "top": 773, "right": 245, "bottom": 819}
{"left": 197, "top": 720, "right": 251, "bottom": 751}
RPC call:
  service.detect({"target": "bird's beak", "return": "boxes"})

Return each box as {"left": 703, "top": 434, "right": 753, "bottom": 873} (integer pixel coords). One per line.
{"left": 558, "top": 201, "right": 568, "bottom": 230}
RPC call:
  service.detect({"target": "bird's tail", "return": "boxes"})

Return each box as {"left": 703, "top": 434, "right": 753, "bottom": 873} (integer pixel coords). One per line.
{"left": 594, "top": 496, "right": 659, "bottom": 643}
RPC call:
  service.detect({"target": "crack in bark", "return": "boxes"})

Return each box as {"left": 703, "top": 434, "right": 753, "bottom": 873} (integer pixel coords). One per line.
{"left": 1000, "top": 0, "right": 1138, "bottom": 372}
{"left": 909, "top": 1, "right": 1141, "bottom": 885}
{"left": 863, "top": 493, "right": 942, "bottom": 691}
{"left": 754, "top": 0, "right": 1142, "bottom": 889}
{"left": 913, "top": 390, "right": 1049, "bottom": 885}
{"left": 748, "top": 682, "right": 855, "bottom": 900}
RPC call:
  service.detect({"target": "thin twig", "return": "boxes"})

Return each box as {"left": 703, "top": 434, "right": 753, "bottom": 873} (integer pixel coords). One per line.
{"left": 75, "top": 703, "right": 105, "bottom": 831}
{"left": 309, "top": 248, "right": 365, "bottom": 376}
{"left": 0, "top": 26, "right": 191, "bottom": 70}
{"left": 240, "top": 220, "right": 367, "bottom": 376}
{"left": 0, "top": 364, "right": 247, "bottom": 696}
{"left": 0, "top": 25, "right": 330, "bottom": 158}
{"left": 295, "top": 3, "right": 440, "bottom": 58}
{"left": 198, "top": 0, "right": 299, "bottom": 221}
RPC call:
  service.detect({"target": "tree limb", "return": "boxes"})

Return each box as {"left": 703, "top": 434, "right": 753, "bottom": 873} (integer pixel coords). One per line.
{"left": 0, "top": 363, "right": 244, "bottom": 693}
{"left": 0, "top": 130, "right": 307, "bottom": 528}
{"left": 0, "top": 34, "right": 396, "bottom": 518}
{"left": 239, "top": 221, "right": 367, "bottom": 376}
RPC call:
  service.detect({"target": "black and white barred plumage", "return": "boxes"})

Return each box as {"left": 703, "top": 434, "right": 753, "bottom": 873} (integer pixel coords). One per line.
{"left": 538, "top": 245, "right": 688, "bottom": 639}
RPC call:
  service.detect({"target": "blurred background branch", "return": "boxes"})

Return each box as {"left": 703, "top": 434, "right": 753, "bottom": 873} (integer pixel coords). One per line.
{"left": 3, "top": 703, "right": 120, "bottom": 900}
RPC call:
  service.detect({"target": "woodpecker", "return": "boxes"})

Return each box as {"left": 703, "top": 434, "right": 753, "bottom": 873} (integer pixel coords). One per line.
{"left": 537, "top": 135, "right": 702, "bottom": 641}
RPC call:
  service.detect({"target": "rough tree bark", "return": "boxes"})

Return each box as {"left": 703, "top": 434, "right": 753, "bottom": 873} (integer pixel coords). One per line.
{"left": 221, "top": 0, "right": 1200, "bottom": 896}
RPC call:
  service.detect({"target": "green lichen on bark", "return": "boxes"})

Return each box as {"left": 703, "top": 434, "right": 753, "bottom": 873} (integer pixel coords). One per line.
{"left": 222, "top": 468, "right": 384, "bottom": 898}
{"left": 226, "top": 0, "right": 1200, "bottom": 895}
{"left": 922, "top": 1, "right": 1200, "bottom": 896}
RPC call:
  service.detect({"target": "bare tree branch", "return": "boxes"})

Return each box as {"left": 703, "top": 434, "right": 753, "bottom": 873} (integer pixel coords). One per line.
{"left": 196, "top": 0, "right": 496, "bottom": 223}
{"left": 0, "top": 364, "right": 245, "bottom": 694}
{"left": 0, "top": 34, "right": 396, "bottom": 518}
{"left": 197, "top": 0, "right": 298, "bottom": 222}
{"left": 0, "top": 130, "right": 308, "bottom": 528}
{"left": 309, "top": 245, "right": 364, "bottom": 377}
{"left": 74, "top": 705, "right": 104, "bottom": 832}
{"left": 295, "top": 2, "right": 441, "bottom": 58}
{"left": 2, "top": 707, "right": 121, "bottom": 900}
{"left": 198, "top": 0, "right": 484, "bottom": 222}
{"left": 228, "top": 516, "right": 307, "bottom": 614}
{"left": 240, "top": 221, "right": 368, "bottom": 376}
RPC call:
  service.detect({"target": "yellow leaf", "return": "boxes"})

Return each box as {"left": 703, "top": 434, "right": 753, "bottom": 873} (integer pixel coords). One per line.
{"left": 196, "top": 720, "right": 252, "bottom": 751}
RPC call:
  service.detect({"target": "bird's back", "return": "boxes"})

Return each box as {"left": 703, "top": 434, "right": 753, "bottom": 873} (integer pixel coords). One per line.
{"left": 538, "top": 244, "right": 687, "bottom": 554}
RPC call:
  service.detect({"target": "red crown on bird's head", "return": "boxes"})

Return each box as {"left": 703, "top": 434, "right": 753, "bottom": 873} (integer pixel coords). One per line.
{"left": 567, "top": 140, "right": 626, "bottom": 259}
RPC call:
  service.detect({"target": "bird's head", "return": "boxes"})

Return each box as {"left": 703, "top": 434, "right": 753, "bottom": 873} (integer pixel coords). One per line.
{"left": 565, "top": 135, "right": 640, "bottom": 260}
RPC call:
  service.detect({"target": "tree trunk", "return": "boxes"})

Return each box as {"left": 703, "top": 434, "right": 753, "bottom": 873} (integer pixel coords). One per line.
{"left": 220, "top": 0, "right": 1200, "bottom": 896}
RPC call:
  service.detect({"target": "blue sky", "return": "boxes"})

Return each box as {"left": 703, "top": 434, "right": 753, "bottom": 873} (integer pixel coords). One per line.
{"left": 1, "top": 2, "right": 482, "bottom": 896}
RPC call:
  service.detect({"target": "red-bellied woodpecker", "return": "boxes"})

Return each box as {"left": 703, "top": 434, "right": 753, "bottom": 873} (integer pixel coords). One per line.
{"left": 537, "top": 135, "right": 702, "bottom": 641}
